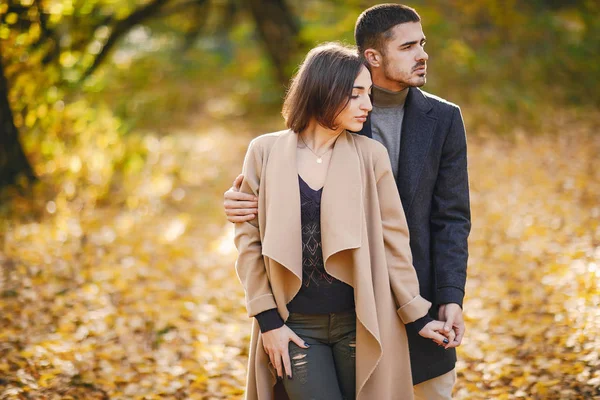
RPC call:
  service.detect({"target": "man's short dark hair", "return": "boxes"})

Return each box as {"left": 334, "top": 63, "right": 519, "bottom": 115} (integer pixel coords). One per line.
{"left": 282, "top": 42, "right": 363, "bottom": 133}
{"left": 355, "top": 4, "right": 421, "bottom": 58}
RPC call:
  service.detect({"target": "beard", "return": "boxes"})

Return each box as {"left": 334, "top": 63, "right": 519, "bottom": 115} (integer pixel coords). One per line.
{"left": 383, "top": 58, "right": 427, "bottom": 88}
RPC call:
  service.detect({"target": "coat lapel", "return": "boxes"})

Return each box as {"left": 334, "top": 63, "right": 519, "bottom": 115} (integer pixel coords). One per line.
{"left": 320, "top": 131, "right": 363, "bottom": 285}
{"left": 260, "top": 131, "right": 363, "bottom": 288}
{"left": 261, "top": 131, "right": 303, "bottom": 282}
{"left": 397, "top": 88, "right": 437, "bottom": 211}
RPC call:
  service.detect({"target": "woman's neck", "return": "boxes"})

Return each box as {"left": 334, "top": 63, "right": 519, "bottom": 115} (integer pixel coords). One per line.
{"left": 300, "top": 120, "right": 343, "bottom": 153}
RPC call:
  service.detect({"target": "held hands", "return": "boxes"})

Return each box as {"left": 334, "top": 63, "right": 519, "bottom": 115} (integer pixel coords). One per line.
{"left": 418, "top": 320, "right": 456, "bottom": 350}
{"left": 224, "top": 174, "right": 258, "bottom": 223}
{"left": 419, "top": 303, "right": 465, "bottom": 349}
{"left": 261, "top": 325, "right": 310, "bottom": 380}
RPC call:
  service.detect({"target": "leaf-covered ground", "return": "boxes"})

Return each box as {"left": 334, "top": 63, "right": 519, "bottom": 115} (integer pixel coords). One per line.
{"left": 0, "top": 114, "right": 599, "bottom": 399}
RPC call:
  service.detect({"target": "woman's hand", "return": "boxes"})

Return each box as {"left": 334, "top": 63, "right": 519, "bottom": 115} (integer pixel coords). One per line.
{"left": 418, "top": 320, "right": 456, "bottom": 349}
{"left": 261, "top": 325, "right": 310, "bottom": 379}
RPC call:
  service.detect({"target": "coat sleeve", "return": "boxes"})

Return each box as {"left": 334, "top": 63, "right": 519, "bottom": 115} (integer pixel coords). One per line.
{"left": 234, "top": 139, "right": 278, "bottom": 317}
{"left": 430, "top": 106, "right": 471, "bottom": 308}
{"left": 374, "top": 144, "right": 432, "bottom": 324}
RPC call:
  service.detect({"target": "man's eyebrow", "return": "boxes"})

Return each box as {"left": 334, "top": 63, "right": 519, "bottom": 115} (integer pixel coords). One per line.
{"left": 399, "top": 37, "right": 427, "bottom": 47}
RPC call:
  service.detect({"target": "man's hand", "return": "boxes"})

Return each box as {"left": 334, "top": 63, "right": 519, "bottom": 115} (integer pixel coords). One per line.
{"left": 224, "top": 174, "right": 258, "bottom": 223}
{"left": 438, "top": 303, "right": 465, "bottom": 348}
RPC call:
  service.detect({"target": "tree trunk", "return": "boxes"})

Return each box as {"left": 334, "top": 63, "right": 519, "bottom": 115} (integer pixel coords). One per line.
{"left": 246, "top": 0, "right": 299, "bottom": 87}
{"left": 0, "top": 48, "right": 36, "bottom": 188}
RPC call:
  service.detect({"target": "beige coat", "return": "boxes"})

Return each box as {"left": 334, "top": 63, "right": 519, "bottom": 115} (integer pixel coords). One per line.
{"left": 234, "top": 130, "right": 431, "bottom": 400}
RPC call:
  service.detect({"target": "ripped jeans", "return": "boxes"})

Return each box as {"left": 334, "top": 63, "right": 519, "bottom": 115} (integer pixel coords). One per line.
{"left": 282, "top": 310, "right": 356, "bottom": 400}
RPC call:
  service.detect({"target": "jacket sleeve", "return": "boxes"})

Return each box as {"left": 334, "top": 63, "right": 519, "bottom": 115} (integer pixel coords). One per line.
{"left": 234, "top": 139, "right": 278, "bottom": 317}
{"left": 430, "top": 106, "right": 471, "bottom": 308}
{"left": 374, "top": 144, "right": 432, "bottom": 324}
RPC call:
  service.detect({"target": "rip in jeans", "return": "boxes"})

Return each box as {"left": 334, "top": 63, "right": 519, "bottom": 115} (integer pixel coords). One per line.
{"left": 289, "top": 346, "right": 309, "bottom": 384}
{"left": 349, "top": 338, "right": 356, "bottom": 358}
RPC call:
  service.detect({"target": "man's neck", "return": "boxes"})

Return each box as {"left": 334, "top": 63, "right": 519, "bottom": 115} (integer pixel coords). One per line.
{"left": 372, "top": 85, "right": 409, "bottom": 108}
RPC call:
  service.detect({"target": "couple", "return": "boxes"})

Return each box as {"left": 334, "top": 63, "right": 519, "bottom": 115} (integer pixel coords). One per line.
{"left": 224, "top": 4, "right": 470, "bottom": 400}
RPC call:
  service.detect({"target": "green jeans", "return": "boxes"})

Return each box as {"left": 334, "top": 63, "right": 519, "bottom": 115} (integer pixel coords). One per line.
{"left": 282, "top": 310, "right": 357, "bottom": 400}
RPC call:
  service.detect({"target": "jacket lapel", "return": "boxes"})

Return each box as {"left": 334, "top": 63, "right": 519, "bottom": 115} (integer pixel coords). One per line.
{"left": 397, "top": 88, "right": 437, "bottom": 211}
{"left": 261, "top": 131, "right": 303, "bottom": 281}
{"left": 260, "top": 130, "right": 363, "bottom": 288}
{"left": 320, "top": 132, "right": 363, "bottom": 271}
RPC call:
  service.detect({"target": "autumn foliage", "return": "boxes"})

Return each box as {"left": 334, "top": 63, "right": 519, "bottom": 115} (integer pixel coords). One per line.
{"left": 1, "top": 0, "right": 599, "bottom": 398}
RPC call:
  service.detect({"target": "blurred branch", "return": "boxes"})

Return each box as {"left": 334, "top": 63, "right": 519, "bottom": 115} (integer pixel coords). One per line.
{"left": 30, "top": 0, "right": 62, "bottom": 65}
{"left": 179, "top": 0, "right": 210, "bottom": 52}
{"left": 245, "top": 0, "right": 299, "bottom": 86}
{"left": 161, "top": 0, "right": 208, "bottom": 18}
{"left": 221, "top": 0, "right": 239, "bottom": 32}
{"left": 79, "top": 0, "right": 172, "bottom": 82}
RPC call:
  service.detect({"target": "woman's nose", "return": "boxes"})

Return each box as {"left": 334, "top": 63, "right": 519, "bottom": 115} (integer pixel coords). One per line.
{"left": 362, "top": 96, "right": 373, "bottom": 112}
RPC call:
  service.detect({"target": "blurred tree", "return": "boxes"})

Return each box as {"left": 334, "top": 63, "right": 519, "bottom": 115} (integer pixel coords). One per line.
{"left": 0, "top": 0, "right": 300, "bottom": 189}
{"left": 0, "top": 49, "right": 35, "bottom": 187}
{"left": 246, "top": 0, "right": 299, "bottom": 85}
{"left": 1, "top": 0, "right": 598, "bottom": 189}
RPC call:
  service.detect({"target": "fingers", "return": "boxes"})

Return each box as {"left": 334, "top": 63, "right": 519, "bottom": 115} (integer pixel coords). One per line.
{"left": 232, "top": 174, "right": 244, "bottom": 191}
{"left": 224, "top": 192, "right": 258, "bottom": 223}
{"left": 282, "top": 348, "right": 292, "bottom": 379}
{"left": 268, "top": 352, "right": 276, "bottom": 374}
{"left": 423, "top": 329, "right": 448, "bottom": 346}
{"left": 443, "top": 314, "right": 456, "bottom": 334}
{"left": 262, "top": 328, "right": 286, "bottom": 379}
{"left": 422, "top": 320, "right": 445, "bottom": 333}
{"left": 224, "top": 190, "right": 257, "bottom": 203}
{"left": 223, "top": 175, "right": 258, "bottom": 224}
{"left": 226, "top": 207, "right": 259, "bottom": 216}
{"left": 226, "top": 200, "right": 259, "bottom": 210}
{"left": 289, "top": 332, "right": 310, "bottom": 349}
{"left": 419, "top": 321, "right": 445, "bottom": 345}
{"left": 446, "top": 322, "right": 465, "bottom": 349}
{"left": 419, "top": 320, "right": 458, "bottom": 348}
{"left": 443, "top": 328, "right": 457, "bottom": 349}
{"left": 267, "top": 350, "right": 283, "bottom": 379}
{"left": 273, "top": 352, "right": 283, "bottom": 379}
{"left": 282, "top": 330, "right": 310, "bottom": 379}
{"left": 227, "top": 214, "right": 256, "bottom": 223}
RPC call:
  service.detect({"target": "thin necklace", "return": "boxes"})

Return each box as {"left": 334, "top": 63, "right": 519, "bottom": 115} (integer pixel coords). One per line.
{"left": 299, "top": 134, "right": 332, "bottom": 164}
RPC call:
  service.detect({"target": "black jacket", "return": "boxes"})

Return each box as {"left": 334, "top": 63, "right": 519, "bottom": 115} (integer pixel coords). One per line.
{"left": 358, "top": 87, "right": 471, "bottom": 384}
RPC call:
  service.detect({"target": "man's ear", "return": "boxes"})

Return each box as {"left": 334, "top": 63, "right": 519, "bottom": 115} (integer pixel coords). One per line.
{"left": 364, "top": 49, "right": 381, "bottom": 68}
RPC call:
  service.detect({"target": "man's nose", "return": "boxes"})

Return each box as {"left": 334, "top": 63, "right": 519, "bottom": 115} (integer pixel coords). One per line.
{"left": 417, "top": 47, "right": 429, "bottom": 62}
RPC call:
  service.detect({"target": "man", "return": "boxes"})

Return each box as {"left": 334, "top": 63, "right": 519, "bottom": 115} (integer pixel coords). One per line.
{"left": 224, "top": 4, "right": 470, "bottom": 399}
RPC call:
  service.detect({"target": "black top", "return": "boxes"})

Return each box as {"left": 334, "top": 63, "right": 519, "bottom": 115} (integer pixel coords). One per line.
{"left": 287, "top": 175, "right": 355, "bottom": 314}
{"left": 255, "top": 175, "right": 432, "bottom": 334}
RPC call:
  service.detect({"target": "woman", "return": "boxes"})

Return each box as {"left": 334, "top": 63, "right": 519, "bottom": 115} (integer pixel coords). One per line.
{"left": 234, "top": 43, "right": 452, "bottom": 400}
